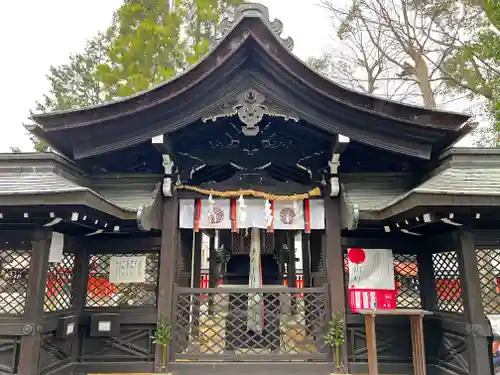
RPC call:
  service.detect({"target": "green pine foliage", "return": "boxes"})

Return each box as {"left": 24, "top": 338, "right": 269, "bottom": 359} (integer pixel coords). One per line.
{"left": 152, "top": 313, "right": 172, "bottom": 369}
{"left": 32, "top": 0, "right": 243, "bottom": 151}
{"left": 324, "top": 312, "right": 346, "bottom": 370}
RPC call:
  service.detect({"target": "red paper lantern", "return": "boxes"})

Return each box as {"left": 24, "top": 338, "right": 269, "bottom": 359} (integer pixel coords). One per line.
{"left": 348, "top": 248, "right": 366, "bottom": 264}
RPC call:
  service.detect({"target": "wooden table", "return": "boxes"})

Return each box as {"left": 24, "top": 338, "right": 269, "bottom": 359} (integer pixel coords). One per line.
{"left": 356, "top": 309, "right": 432, "bottom": 375}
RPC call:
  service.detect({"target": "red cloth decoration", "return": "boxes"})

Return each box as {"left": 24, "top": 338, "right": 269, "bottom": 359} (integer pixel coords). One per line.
{"left": 88, "top": 277, "right": 117, "bottom": 297}
{"left": 348, "top": 248, "right": 366, "bottom": 264}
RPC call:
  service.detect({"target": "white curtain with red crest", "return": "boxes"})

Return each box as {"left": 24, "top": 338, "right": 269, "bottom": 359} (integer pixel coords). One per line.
{"left": 273, "top": 200, "right": 304, "bottom": 230}
{"left": 179, "top": 198, "right": 325, "bottom": 231}
{"left": 198, "top": 199, "right": 231, "bottom": 229}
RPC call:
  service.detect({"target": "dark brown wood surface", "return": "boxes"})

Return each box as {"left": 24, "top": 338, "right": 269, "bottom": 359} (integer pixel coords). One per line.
{"left": 155, "top": 195, "right": 179, "bottom": 370}
{"left": 18, "top": 229, "right": 51, "bottom": 375}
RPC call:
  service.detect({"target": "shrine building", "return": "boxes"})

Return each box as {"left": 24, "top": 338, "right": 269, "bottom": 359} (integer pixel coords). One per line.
{"left": 0, "top": 3, "right": 498, "bottom": 375}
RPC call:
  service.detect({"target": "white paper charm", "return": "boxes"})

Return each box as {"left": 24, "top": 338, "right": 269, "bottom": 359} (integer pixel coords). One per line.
{"left": 49, "top": 232, "right": 64, "bottom": 263}
{"left": 179, "top": 199, "right": 195, "bottom": 228}
{"left": 109, "top": 256, "right": 147, "bottom": 284}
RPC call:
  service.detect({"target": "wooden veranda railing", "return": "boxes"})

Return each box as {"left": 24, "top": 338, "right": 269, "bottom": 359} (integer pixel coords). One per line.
{"left": 172, "top": 285, "right": 330, "bottom": 361}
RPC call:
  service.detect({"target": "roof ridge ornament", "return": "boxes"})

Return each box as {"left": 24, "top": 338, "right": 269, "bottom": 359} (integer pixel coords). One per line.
{"left": 214, "top": 2, "right": 294, "bottom": 51}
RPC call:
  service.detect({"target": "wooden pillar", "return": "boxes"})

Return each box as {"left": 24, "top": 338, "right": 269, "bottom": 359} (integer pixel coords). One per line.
{"left": 287, "top": 232, "right": 297, "bottom": 287}
{"left": 301, "top": 232, "right": 312, "bottom": 288}
{"left": 416, "top": 243, "right": 436, "bottom": 311}
{"left": 324, "top": 197, "right": 348, "bottom": 368}
{"left": 69, "top": 238, "right": 89, "bottom": 362}
{"left": 310, "top": 230, "right": 325, "bottom": 286}
{"left": 287, "top": 232, "right": 297, "bottom": 314}
{"left": 454, "top": 230, "right": 491, "bottom": 375}
{"left": 208, "top": 232, "right": 217, "bottom": 315}
{"left": 191, "top": 232, "right": 202, "bottom": 339}
{"left": 177, "top": 229, "right": 193, "bottom": 287}
{"left": 155, "top": 195, "right": 179, "bottom": 370}
{"left": 302, "top": 232, "right": 314, "bottom": 335}
{"left": 192, "top": 232, "right": 202, "bottom": 288}
{"left": 18, "top": 228, "right": 51, "bottom": 375}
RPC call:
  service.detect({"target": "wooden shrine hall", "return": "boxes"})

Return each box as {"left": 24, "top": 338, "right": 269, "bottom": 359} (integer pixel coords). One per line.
{"left": 0, "top": 3, "right": 498, "bottom": 375}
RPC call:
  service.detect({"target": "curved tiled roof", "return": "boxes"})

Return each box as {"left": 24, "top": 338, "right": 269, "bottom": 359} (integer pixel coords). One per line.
{"left": 29, "top": 3, "right": 472, "bottom": 162}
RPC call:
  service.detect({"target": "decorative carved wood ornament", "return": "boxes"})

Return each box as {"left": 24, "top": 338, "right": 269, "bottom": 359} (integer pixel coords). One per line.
{"left": 137, "top": 183, "right": 163, "bottom": 231}
{"left": 340, "top": 189, "right": 359, "bottom": 230}
{"left": 211, "top": 3, "right": 294, "bottom": 51}
{"left": 162, "top": 154, "right": 174, "bottom": 197}
{"left": 329, "top": 134, "right": 350, "bottom": 197}
{"left": 202, "top": 89, "right": 299, "bottom": 136}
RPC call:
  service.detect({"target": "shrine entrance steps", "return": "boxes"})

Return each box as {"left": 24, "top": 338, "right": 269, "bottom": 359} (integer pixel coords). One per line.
{"left": 172, "top": 362, "right": 333, "bottom": 375}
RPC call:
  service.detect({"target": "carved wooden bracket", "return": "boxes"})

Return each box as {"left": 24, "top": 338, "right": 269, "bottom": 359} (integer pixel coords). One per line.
{"left": 340, "top": 188, "right": 359, "bottom": 231}
{"left": 162, "top": 154, "right": 174, "bottom": 197}
{"left": 202, "top": 89, "right": 299, "bottom": 136}
{"left": 328, "top": 134, "right": 350, "bottom": 197}
{"left": 137, "top": 183, "right": 163, "bottom": 231}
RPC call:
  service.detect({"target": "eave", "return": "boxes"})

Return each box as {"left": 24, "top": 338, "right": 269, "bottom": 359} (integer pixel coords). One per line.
{"left": 31, "top": 15, "right": 470, "bottom": 131}
{"left": 362, "top": 152, "right": 500, "bottom": 221}
{"left": 0, "top": 190, "right": 136, "bottom": 221}
{"left": 0, "top": 153, "right": 159, "bottom": 221}
{"left": 30, "top": 11, "right": 472, "bottom": 161}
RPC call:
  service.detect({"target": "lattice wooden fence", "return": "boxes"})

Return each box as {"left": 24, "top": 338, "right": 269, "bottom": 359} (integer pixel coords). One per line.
{"left": 431, "top": 251, "right": 463, "bottom": 313}
{"left": 173, "top": 286, "right": 328, "bottom": 360}
{"left": 476, "top": 248, "right": 500, "bottom": 315}
{"left": 0, "top": 250, "right": 31, "bottom": 315}
{"left": 85, "top": 253, "right": 159, "bottom": 308}
{"left": 44, "top": 253, "right": 76, "bottom": 312}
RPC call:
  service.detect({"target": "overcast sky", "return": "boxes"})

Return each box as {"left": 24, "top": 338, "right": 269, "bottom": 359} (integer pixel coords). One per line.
{"left": 0, "top": 0, "right": 473, "bottom": 152}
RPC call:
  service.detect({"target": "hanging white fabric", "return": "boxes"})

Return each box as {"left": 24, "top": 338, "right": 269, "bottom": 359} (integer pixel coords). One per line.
{"left": 198, "top": 199, "right": 232, "bottom": 229}
{"left": 237, "top": 199, "right": 268, "bottom": 229}
{"left": 248, "top": 227, "right": 263, "bottom": 333}
{"left": 179, "top": 199, "right": 195, "bottom": 229}
{"left": 49, "top": 232, "right": 64, "bottom": 263}
{"left": 273, "top": 200, "right": 305, "bottom": 230}
{"left": 179, "top": 198, "right": 324, "bottom": 230}
{"left": 309, "top": 199, "right": 325, "bottom": 230}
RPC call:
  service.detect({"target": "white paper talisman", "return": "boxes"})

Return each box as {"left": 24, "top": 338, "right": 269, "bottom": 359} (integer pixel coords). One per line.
{"left": 109, "top": 256, "right": 147, "bottom": 284}
{"left": 49, "top": 232, "right": 64, "bottom": 263}
{"left": 309, "top": 199, "right": 325, "bottom": 230}
{"left": 179, "top": 199, "right": 195, "bottom": 229}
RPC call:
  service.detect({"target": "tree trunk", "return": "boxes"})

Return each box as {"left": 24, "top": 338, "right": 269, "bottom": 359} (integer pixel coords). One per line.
{"left": 413, "top": 54, "right": 436, "bottom": 108}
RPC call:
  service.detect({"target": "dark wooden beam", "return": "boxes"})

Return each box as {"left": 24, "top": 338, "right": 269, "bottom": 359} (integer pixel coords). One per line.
{"left": 332, "top": 134, "right": 350, "bottom": 156}
{"left": 152, "top": 134, "right": 175, "bottom": 155}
